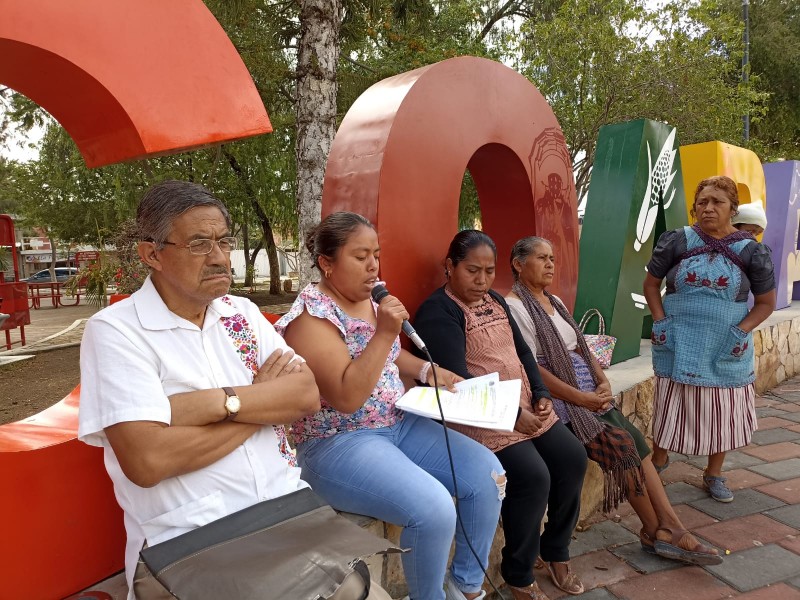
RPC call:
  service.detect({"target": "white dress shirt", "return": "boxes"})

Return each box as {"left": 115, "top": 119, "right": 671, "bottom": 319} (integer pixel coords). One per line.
{"left": 79, "top": 277, "right": 307, "bottom": 598}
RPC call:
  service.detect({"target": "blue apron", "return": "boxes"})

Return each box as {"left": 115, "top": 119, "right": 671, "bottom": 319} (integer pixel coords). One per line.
{"left": 652, "top": 226, "right": 754, "bottom": 388}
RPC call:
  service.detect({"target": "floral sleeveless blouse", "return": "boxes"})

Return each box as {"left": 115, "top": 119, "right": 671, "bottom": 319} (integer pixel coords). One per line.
{"left": 275, "top": 284, "right": 404, "bottom": 444}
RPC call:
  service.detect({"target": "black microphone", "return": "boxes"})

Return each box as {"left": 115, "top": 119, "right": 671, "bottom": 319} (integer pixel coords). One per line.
{"left": 370, "top": 284, "right": 427, "bottom": 351}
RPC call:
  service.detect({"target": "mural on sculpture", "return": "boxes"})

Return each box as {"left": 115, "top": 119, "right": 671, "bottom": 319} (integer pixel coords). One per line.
{"left": 633, "top": 129, "right": 678, "bottom": 252}
{"left": 531, "top": 128, "right": 579, "bottom": 296}
{"left": 575, "top": 119, "right": 689, "bottom": 364}
{"left": 630, "top": 128, "right": 679, "bottom": 310}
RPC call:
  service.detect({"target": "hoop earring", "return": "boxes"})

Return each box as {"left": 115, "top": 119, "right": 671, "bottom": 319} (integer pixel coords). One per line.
{"left": 324, "top": 270, "right": 331, "bottom": 279}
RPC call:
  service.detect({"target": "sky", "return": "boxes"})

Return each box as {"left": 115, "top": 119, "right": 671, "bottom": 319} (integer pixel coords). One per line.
{"left": 2, "top": 119, "right": 45, "bottom": 162}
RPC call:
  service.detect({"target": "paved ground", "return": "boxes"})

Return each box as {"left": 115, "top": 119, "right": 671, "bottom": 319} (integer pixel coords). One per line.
{"left": 520, "top": 379, "right": 800, "bottom": 600}
{"left": 18, "top": 303, "right": 800, "bottom": 599}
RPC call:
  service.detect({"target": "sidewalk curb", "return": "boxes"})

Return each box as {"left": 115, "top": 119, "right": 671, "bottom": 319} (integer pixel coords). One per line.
{"left": 0, "top": 319, "right": 86, "bottom": 356}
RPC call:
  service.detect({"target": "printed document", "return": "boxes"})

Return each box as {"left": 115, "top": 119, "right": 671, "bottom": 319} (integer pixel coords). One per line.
{"left": 395, "top": 372, "right": 520, "bottom": 431}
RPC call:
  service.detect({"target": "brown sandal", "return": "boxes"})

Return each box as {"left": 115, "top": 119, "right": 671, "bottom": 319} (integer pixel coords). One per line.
{"left": 543, "top": 561, "right": 584, "bottom": 595}
{"left": 640, "top": 528, "right": 657, "bottom": 555}
{"left": 653, "top": 527, "right": 723, "bottom": 565}
{"left": 507, "top": 581, "right": 550, "bottom": 600}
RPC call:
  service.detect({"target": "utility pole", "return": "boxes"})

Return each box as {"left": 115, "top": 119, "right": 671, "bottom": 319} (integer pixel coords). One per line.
{"left": 743, "top": 0, "right": 750, "bottom": 142}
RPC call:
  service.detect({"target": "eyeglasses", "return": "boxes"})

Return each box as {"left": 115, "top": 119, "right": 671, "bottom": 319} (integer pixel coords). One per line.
{"left": 159, "top": 237, "right": 238, "bottom": 255}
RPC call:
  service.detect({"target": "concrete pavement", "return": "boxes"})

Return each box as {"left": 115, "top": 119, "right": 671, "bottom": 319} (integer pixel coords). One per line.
{"left": 524, "top": 378, "right": 800, "bottom": 600}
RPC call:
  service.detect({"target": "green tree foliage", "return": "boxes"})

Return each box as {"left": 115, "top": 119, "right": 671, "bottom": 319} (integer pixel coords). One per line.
{"left": 519, "top": 0, "right": 766, "bottom": 199}
{"left": 2, "top": 0, "right": 787, "bottom": 270}
{"left": 748, "top": 0, "right": 800, "bottom": 160}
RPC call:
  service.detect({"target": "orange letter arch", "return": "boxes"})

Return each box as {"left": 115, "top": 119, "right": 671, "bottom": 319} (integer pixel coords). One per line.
{"left": 0, "top": 2, "right": 272, "bottom": 597}
{"left": 0, "top": 0, "right": 271, "bottom": 167}
{"left": 322, "top": 56, "right": 580, "bottom": 316}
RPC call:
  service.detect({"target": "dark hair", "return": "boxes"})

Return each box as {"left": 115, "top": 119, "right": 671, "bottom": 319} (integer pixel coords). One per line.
{"left": 446, "top": 230, "right": 497, "bottom": 269}
{"left": 509, "top": 236, "right": 552, "bottom": 280}
{"left": 137, "top": 180, "right": 230, "bottom": 246}
{"left": 305, "top": 211, "right": 374, "bottom": 269}
{"left": 692, "top": 175, "right": 740, "bottom": 217}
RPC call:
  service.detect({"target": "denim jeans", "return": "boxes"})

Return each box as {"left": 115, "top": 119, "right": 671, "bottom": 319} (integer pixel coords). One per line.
{"left": 297, "top": 413, "right": 504, "bottom": 600}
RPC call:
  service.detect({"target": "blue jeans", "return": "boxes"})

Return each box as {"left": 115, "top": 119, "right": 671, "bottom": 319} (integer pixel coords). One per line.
{"left": 297, "top": 414, "right": 504, "bottom": 600}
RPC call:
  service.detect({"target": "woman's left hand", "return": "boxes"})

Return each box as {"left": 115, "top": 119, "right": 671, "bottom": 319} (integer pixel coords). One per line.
{"left": 533, "top": 397, "right": 553, "bottom": 419}
{"left": 427, "top": 365, "right": 463, "bottom": 392}
{"left": 595, "top": 381, "right": 613, "bottom": 399}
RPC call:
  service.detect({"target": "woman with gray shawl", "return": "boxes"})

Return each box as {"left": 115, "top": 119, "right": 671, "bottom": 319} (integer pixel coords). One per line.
{"left": 505, "top": 236, "right": 722, "bottom": 567}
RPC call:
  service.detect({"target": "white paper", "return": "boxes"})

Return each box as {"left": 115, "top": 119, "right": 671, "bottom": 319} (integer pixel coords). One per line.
{"left": 395, "top": 372, "right": 520, "bottom": 431}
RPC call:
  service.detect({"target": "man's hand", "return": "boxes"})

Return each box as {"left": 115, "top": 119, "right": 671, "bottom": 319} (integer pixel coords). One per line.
{"left": 515, "top": 409, "right": 543, "bottom": 436}
{"left": 253, "top": 348, "right": 304, "bottom": 383}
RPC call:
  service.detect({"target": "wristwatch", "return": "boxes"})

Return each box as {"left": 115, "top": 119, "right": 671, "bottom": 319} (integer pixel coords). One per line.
{"left": 222, "top": 386, "right": 241, "bottom": 422}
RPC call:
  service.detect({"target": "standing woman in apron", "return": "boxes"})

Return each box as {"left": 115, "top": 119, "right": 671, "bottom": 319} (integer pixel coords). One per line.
{"left": 644, "top": 176, "right": 776, "bottom": 503}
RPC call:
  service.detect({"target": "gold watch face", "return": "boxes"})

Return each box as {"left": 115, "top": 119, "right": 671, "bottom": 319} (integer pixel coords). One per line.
{"left": 225, "top": 394, "right": 241, "bottom": 415}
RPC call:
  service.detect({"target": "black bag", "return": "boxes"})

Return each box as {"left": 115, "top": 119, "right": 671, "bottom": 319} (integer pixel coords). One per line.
{"left": 133, "top": 487, "right": 401, "bottom": 599}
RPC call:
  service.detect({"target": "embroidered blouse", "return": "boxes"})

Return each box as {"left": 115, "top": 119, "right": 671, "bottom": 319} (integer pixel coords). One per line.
{"left": 275, "top": 284, "right": 404, "bottom": 443}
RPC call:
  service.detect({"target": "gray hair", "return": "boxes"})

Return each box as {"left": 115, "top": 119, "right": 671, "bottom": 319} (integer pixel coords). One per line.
{"left": 137, "top": 180, "right": 231, "bottom": 246}
{"left": 509, "top": 236, "right": 552, "bottom": 280}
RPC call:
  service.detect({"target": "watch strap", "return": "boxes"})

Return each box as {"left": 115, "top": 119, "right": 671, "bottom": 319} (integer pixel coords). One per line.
{"left": 222, "top": 386, "right": 238, "bottom": 421}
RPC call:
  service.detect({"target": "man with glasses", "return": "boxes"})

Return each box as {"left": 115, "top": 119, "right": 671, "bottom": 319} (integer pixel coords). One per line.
{"left": 77, "top": 180, "right": 323, "bottom": 598}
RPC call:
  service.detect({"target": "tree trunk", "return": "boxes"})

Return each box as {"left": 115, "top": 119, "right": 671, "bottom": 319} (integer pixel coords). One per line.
{"left": 224, "top": 149, "right": 282, "bottom": 294}
{"left": 295, "top": 0, "right": 342, "bottom": 289}
{"left": 48, "top": 235, "right": 57, "bottom": 281}
{"left": 245, "top": 238, "right": 265, "bottom": 289}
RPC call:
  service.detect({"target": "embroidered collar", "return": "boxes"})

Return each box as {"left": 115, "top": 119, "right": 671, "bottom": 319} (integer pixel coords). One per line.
{"left": 134, "top": 275, "right": 238, "bottom": 331}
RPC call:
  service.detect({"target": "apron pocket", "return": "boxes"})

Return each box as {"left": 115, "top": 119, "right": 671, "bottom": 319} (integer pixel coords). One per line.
{"left": 716, "top": 325, "right": 754, "bottom": 384}
{"left": 723, "top": 325, "right": 751, "bottom": 361}
{"left": 651, "top": 316, "right": 674, "bottom": 351}
{"left": 651, "top": 316, "right": 675, "bottom": 376}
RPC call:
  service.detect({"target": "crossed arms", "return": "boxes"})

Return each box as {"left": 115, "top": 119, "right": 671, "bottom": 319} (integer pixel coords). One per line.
{"left": 104, "top": 348, "right": 319, "bottom": 488}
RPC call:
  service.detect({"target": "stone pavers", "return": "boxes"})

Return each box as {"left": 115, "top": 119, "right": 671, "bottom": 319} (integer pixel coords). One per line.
{"left": 608, "top": 566, "right": 735, "bottom": 600}
{"left": 767, "top": 504, "right": 800, "bottom": 529}
{"left": 529, "top": 379, "right": 800, "bottom": 600}
{"left": 751, "top": 427, "right": 800, "bottom": 445}
{"left": 665, "top": 481, "right": 712, "bottom": 504}
{"left": 735, "top": 583, "right": 800, "bottom": 599}
{"left": 692, "top": 513, "right": 797, "bottom": 552}
{"left": 688, "top": 488, "right": 786, "bottom": 520}
{"left": 750, "top": 457, "right": 800, "bottom": 480}
{"left": 569, "top": 520, "right": 638, "bottom": 557}
{"left": 761, "top": 478, "right": 800, "bottom": 505}
{"left": 741, "top": 441, "right": 800, "bottom": 461}
{"left": 705, "top": 544, "right": 800, "bottom": 592}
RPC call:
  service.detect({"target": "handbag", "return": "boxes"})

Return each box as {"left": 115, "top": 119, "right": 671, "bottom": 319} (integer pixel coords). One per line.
{"left": 578, "top": 309, "right": 617, "bottom": 369}
{"left": 133, "top": 487, "right": 402, "bottom": 600}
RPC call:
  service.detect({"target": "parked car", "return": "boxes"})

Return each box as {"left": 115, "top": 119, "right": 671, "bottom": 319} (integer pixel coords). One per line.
{"left": 24, "top": 267, "right": 78, "bottom": 284}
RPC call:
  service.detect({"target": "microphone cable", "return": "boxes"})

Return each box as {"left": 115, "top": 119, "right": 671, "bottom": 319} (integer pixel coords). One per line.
{"left": 421, "top": 350, "right": 502, "bottom": 598}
